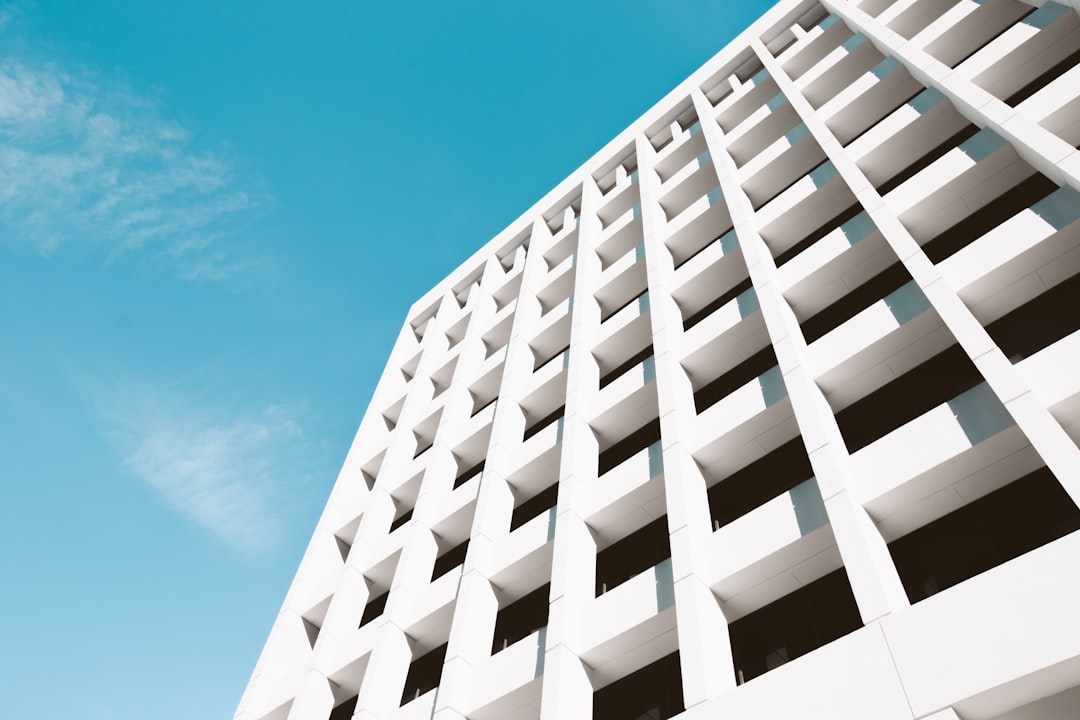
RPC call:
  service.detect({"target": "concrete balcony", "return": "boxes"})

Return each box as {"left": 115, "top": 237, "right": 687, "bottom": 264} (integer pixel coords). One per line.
{"left": 681, "top": 288, "right": 764, "bottom": 364}
{"left": 920, "top": 0, "right": 1033, "bottom": 68}
{"left": 888, "top": 130, "right": 1030, "bottom": 239}
{"left": 490, "top": 509, "right": 556, "bottom": 591}
{"left": 1017, "top": 328, "right": 1080, "bottom": 443}
{"left": 506, "top": 421, "right": 562, "bottom": 485}
{"left": 780, "top": 14, "right": 849, "bottom": 80}
{"left": 882, "top": 0, "right": 956, "bottom": 41}
{"left": 659, "top": 161, "right": 719, "bottom": 222}
{"left": 727, "top": 101, "right": 800, "bottom": 168}
{"left": 596, "top": 214, "right": 643, "bottom": 271}
{"left": 793, "top": 34, "right": 862, "bottom": 98}
{"left": 595, "top": 254, "right": 648, "bottom": 322}
{"left": 741, "top": 130, "right": 828, "bottom": 212}
{"left": 939, "top": 186, "right": 1080, "bottom": 323}
{"left": 818, "top": 57, "right": 924, "bottom": 145}
{"left": 586, "top": 444, "right": 665, "bottom": 543}
{"left": 850, "top": 382, "right": 1019, "bottom": 531}
{"left": 664, "top": 202, "right": 734, "bottom": 268}
{"left": 694, "top": 367, "right": 792, "bottom": 459}
{"left": 402, "top": 569, "right": 460, "bottom": 646}
{"left": 467, "top": 630, "right": 545, "bottom": 720}
{"left": 716, "top": 72, "right": 781, "bottom": 133}
{"left": 580, "top": 559, "right": 677, "bottom": 687}
{"left": 801, "top": 35, "right": 885, "bottom": 111}
{"left": 597, "top": 180, "right": 641, "bottom": 231}
{"left": 811, "top": 282, "right": 949, "bottom": 402}
{"left": 777, "top": 213, "right": 890, "bottom": 311}
{"left": 705, "top": 478, "right": 835, "bottom": 619}
{"left": 654, "top": 124, "right": 706, "bottom": 180}
{"left": 394, "top": 688, "right": 437, "bottom": 720}
{"left": 598, "top": 242, "right": 641, "bottom": 286}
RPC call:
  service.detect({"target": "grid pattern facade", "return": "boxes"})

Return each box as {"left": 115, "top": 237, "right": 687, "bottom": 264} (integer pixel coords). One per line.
{"left": 236, "top": 1, "right": 1080, "bottom": 718}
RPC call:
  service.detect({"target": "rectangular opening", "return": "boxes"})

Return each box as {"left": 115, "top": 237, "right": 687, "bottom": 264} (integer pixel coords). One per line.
{"left": 922, "top": 173, "right": 1058, "bottom": 264}
{"left": 876, "top": 124, "right": 979, "bottom": 195}
{"left": 707, "top": 437, "right": 814, "bottom": 530}
{"left": 986, "top": 271, "right": 1080, "bottom": 362}
{"left": 799, "top": 262, "right": 910, "bottom": 343}
{"left": 834, "top": 345, "right": 983, "bottom": 452}
{"left": 598, "top": 419, "right": 661, "bottom": 476}
{"left": 730, "top": 567, "right": 862, "bottom": 684}
{"left": 683, "top": 276, "right": 753, "bottom": 331}
{"left": 359, "top": 589, "right": 389, "bottom": 628}
{"left": 889, "top": 467, "right": 1080, "bottom": 603}
{"left": 510, "top": 482, "right": 559, "bottom": 531}
{"left": 431, "top": 539, "right": 470, "bottom": 581}
{"left": 773, "top": 202, "right": 864, "bottom": 267}
{"left": 523, "top": 405, "right": 565, "bottom": 442}
{"left": 599, "top": 346, "right": 654, "bottom": 390}
{"left": 693, "top": 345, "right": 778, "bottom": 414}
{"left": 596, "top": 515, "right": 671, "bottom": 596}
{"left": 491, "top": 583, "right": 551, "bottom": 653}
{"left": 400, "top": 643, "right": 448, "bottom": 706}
{"left": 593, "top": 651, "right": 684, "bottom": 720}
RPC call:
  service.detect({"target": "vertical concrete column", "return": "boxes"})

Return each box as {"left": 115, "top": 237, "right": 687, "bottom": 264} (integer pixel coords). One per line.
{"left": 634, "top": 133, "right": 738, "bottom": 706}
{"left": 540, "top": 175, "right": 606, "bottom": 720}
{"left": 352, "top": 626, "right": 414, "bottom": 720}
{"left": 691, "top": 87, "right": 911, "bottom": 624}
{"left": 434, "top": 220, "right": 555, "bottom": 720}
{"left": 751, "top": 29, "right": 1080, "bottom": 506}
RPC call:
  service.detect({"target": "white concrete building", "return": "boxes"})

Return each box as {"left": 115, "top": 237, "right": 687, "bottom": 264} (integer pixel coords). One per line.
{"left": 235, "top": 0, "right": 1080, "bottom": 717}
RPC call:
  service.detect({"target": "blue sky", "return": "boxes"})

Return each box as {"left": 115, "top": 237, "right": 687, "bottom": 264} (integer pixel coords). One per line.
{"left": 0, "top": 2, "right": 771, "bottom": 717}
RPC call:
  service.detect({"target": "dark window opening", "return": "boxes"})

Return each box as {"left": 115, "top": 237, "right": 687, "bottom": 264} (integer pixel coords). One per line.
{"left": 876, "top": 124, "right": 979, "bottom": 195}
{"left": 922, "top": 173, "right": 1058, "bottom": 264}
{"left": 683, "top": 276, "right": 754, "bottom": 331}
{"left": 359, "top": 589, "right": 389, "bottom": 628}
{"left": 799, "top": 262, "right": 911, "bottom": 343}
{"left": 707, "top": 437, "right": 814, "bottom": 530}
{"left": 390, "top": 508, "right": 413, "bottom": 533}
{"left": 693, "top": 345, "right": 778, "bottom": 414}
{"left": 773, "top": 202, "right": 864, "bottom": 267}
{"left": 593, "top": 651, "right": 684, "bottom": 720}
{"left": 328, "top": 695, "right": 358, "bottom": 720}
{"left": 431, "top": 539, "right": 469, "bottom": 581}
{"left": 598, "top": 419, "right": 661, "bottom": 476}
{"left": 596, "top": 516, "right": 671, "bottom": 596}
{"left": 986, "top": 271, "right": 1080, "bottom": 362}
{"left": 491, "top": 583, "right": 550, "bottom": 653}
{"left": 1005, "top": 46, "right": 1080, "bottom": 107}
{"left": 834, "top": 345, "right": 983, "bottom": 453}
{"left": 400, "top": 643, "right": 448, "bottom": 706}
{"left": 523, "top": 405, "right": 565, "bottom": 442}
{"left": 454, "top": 459, "right": 485, "bottom": 489}
{"left": 889, "top": 467, "right": 1080, "bottom": 603}
{"left": 730, "top": 567, "right": 862, "bottom": 684}
{"left": 510, "top": 482, "right": 559, "bottom": 531}
{"left": 599, "top": 345, "right": 654, "bottom": 389}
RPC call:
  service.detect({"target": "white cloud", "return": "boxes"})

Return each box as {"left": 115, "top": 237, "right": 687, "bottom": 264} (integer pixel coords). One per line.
{"left": 102, "top": 388, "right": 317, "bottom": 554}
{"left": 0, "top": 22, "right": 265, "bottom": 281}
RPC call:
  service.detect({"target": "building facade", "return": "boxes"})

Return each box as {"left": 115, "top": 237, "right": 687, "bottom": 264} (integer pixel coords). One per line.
{"left": 236, "top": 0, "right": 1080, "bottom": 718}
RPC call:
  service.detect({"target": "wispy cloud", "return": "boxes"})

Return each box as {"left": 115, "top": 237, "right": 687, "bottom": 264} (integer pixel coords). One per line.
{"left": 99, "top": 383, "right": 319, "bottom": 554}
{"left": 0, "top": 16, "right": 266, "bottom": 282}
